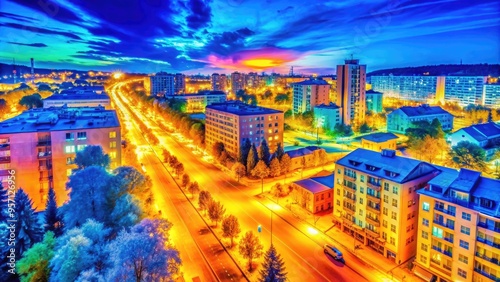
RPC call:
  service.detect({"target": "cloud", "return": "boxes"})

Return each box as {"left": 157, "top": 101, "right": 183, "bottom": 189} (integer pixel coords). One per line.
{"left": 7, "top": 42, "right": 47, "bottom": 47}
{"left": 186, "top": 0, "right": 213, "bottom": 29}
{"left": 0, "top": 22, "right": 82, "bottom": 40}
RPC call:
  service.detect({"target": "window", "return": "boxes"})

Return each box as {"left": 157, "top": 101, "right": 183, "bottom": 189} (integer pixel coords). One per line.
{"left": 461, "top": 226, "right": 470, "bottom": 235}
{"left": 336, "top": 200, "right": 340, "bottom": 206}
{"left": 384, "top": 183, "right": 389, "bottom": 191}
{"left": 390, "top": 237, "right": 395, "bottom": 245}
{"left": 391, "top": 224, "right": 396, "bottom": 232}
{"left": 421, "top": 243, "right": 428, "bottom": 252}
{"left": 110, "top": 141, "right": 116, "bottom": 149}
{"left": 383, "top": 207, "right": 388, "bottom": 216}
{"left": 420, "top": 255, "right": 427, "bottom": 264}
{"left": 359, "top": 210, "right": 363, "bottom": 216}
{"left": 457, "top": 269, "right": 467, "bottom": 279}
{"left": 382, "top": 232, "right": 387, "bottom": 240}
{"left": 462, "top": 212, "right": 471, "bottom": 221}
{"left": 337, "top": 189, "right": 340, "bottom": 195}
{"left": 459, "top": 240, "right": 469, "bottom": 250}
{"left": 422, "top": 231, "right": 428, "bottom": 239}
{"left": 66, "top": 168, "right": 72, "bottom": 176}
{"left": 384, "top": 195, "right": 389, "bottom": 203}
{"left": 422, "top": 202, "right": 430, "bottom": 211}
{"left": 422, "top": 218, "right": 429, "bottom": 226}
{"left": 360, "top": 175, "right": 364, "bottom": 182}
{"left": 383, "top": 220, "right": 387, "bottom": 227}
{"left": 109, "top": 131, "right": 116, "bottom": 138}
{"left": 65, "top": 132, "right": 74, "bottom": 141}
{"left": 391, "top": 212, "right": 397, "bottom": 220}
{"left": 109, "top": 151, "right": 117, "bottom": 159}
{"left": 66, "top": 157, "right": 74, "bottom": 165}
{"left": 392, "top": 199, "right": 398, "bottom": 207}
{"left": 458, "top": 254, "right": 468, "bottom": 264}
{"left": 432, "top": 227, "right": 443, "bottom": 238}
{"left": 77, "top": 132, "right": 87, "bottom": 140}
{"left": 448, "top": 205, "right": 456, "bottom": 216}
{"left": 337, "top": 169, "right": 341, "bottom": 174}
{"left": 392, "top": 186, "right": 398, "bottom": 195}
{"left": 360, "top": 187, "right": 364, "bottom": 194}
{"left": 77, "top": 144, "right": 87, "bottom": 152}
{"left": 65, "top": 145, "right": 75, "bottom": 153}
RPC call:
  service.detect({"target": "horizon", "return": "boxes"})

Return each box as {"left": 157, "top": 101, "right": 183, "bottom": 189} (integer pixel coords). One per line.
{"left": 0, "top": 0, "right": 499, "bottom": 74}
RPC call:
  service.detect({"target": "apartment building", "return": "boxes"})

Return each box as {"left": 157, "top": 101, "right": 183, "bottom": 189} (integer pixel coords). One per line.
{"left": 361, "top": 132, "right": 399, "bottom": 152}
{"left": 336, "top": 59, "right": 366, "bottom": 126}
{"left": 43, "top": 93, "right": 111, "bottom": 109}
{"left": 313, "top": 103, "right": 342, "bottom": 131}
{"left": 169, "top": 91, "right": 226, "bottom": 113}
{"left": 0, "top": 106, "right": 121, "bottom": 210}
{"left": 449, "top": 122, "right": 500, "bottom": 159}
{"left": 444, "top": 76, "right": 487, "bottom": 106}
{"left": 333, "top": 149, "right": 440, "bottom": 263}
{"left": 415, "top": 168, "right": 500, "bottom": 282}
{"left": 366, "top": 89, "right": 384, "bottom": 113}
{"left": 371, "top": 75, "right": 442, "bottom": 102}
{"left": 231, "top": 72, "right": 245, "bottom": 95}
{"left": 146, "top": 72, "right": 175, "bottom": 96}
{"left": 211, "top": 73, "right": 228, "bottom": 92}
{"left": 174, "top": 73, "right": 186, "bottom": 94}
{"left": 292, "top": 173, "right": 334, "bottom": 214}
{"left": 205, "top": 101, "right": 284, "bottom": 157}
{"left": 483, "top": 83, "right": 500, "bottom": 108}
{"left": 292, "top": 79, "right": 330, "bottom": 114}
{"left": 387, "top": 104, "right": 454, "bottom": 134}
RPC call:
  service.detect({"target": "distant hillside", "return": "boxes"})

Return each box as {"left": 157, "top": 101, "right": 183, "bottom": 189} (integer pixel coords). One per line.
{"left": 0, "top": 62, "right": 92, "bottom": 77}
{"left": 367, "top": 64, "right": 500, "bottom": 77}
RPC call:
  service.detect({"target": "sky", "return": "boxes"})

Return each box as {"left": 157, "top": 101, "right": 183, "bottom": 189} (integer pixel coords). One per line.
{"left": 0, "top": 0, "right": 499, "bottom": 74}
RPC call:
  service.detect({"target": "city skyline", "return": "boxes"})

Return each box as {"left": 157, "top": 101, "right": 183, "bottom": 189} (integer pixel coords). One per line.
{"left": 1, "top": 0, "right": 499, "bottom": 74}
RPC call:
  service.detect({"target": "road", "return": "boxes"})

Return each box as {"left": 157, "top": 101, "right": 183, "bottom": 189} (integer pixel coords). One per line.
{"left": 109, "top": 82, "right": 247, "bottom": 282}
{"left": 109, "top": 80, "right": 380, "bottom": 281}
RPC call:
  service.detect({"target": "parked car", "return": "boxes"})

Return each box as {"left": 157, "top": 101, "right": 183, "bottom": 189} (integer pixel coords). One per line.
{"left": 324, "top": 244, "right": 343, "bottom": 261}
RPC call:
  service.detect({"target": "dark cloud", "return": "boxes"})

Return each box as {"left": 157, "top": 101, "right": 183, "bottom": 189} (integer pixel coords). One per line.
{"left": 196, "top": 28, "right": 255, "bottom": 57}
{"left": 186, "top": 0, "right": 212, "bottom": 29}
{"left": 0, "top": 22, "right": 82, "bottom": 40}
{"left": 0, "top": 11, "right": 36, "bottom": 23}
{"left": 7, "top": 42, "right": 47, "bottom": 47}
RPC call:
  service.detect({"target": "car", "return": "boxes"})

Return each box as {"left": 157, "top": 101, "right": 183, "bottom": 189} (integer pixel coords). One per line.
{"left": 324, "top": 244, "right": 343, "bottom": 261}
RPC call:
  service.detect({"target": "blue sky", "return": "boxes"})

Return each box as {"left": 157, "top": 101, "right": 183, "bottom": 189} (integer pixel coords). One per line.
{"left": 0, "top": 0, "right": 498, "bottom": 74}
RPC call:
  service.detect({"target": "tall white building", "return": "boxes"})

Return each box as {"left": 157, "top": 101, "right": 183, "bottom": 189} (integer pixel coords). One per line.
{"left": 148, "top": 72, "right": 175, "bottom": 96}
{"left": 444, "top": 76, "right": 487, "bottom": 106}
{"left": 482, "top": 83, "right": 500, "bottom": 108}
{"left": 337, "top": 59, "right": 366, "bottom": 126}
{"left": 292, "top": 79, "right": 330, "bottom": 114}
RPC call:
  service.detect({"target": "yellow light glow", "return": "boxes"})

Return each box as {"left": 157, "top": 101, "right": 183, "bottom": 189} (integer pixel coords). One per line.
{"left": 242, "top": 58, "right": 285, "bottom": 69}
{"left": 113, "top": 72, "right": 123, "bottom": 79}
{"left": 307, "top": 227, "right": 318, "bottom": 235}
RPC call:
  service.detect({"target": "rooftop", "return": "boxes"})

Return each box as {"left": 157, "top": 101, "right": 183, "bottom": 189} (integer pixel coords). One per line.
{"left": 336, "top": 148, "right": 438, "bottom": 184}
{"left": 292, "top": 79, "right": 330, "bottom": 86}
{"left": 285, "top": 146, "right": 322, "bottom": 158}
{"left": 293, "top": 173, "right": 334, "bottom": 194}
{"left": 169, "top": 90, "right": 226, "bottom": 97}
{"left": 366, "top": 89, "right": 383, "bottom": 95}
{"left": 456, "top": 122, "right": 500, "bottom": 142}
{"left": 206, "top": 101, "right": 282, "bottom": 116}
{"left": 314, "top": 102, "right": 340, "bottom": 110}
{"left": 421, "top": 167, "right": 500, "bottom": 218}
{"left": 396, "top": 104, "right": 451, "bottom": 117}
{"left": 0, "top": 106, "right": 120, "bottom": 134}
{"left": 362, "top": 132, "right": 399, "bottom": 143}
{"left": 44, "top": 93, "right": 110, "bottom": 101}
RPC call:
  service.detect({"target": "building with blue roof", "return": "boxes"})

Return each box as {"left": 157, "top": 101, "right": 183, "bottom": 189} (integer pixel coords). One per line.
{"left": 387, "top": 104, "right": 453, "bottom": 134}
{"left": 361, "top": 132, "right": 399, "bottom": 152}
{"left": 292, "top": 78, "right": 331, "bottom": 114}
{"left": 43, "top": 92, "right": 111, "bottom": 109}
{"left": 333, "top": 148, "right": 441, "bottom": 264}
{"left": 293, "top": 172, "right": 334, "bottom": 213}
{"left": 285, "top": 146, "right": 326, "bottom": 171}
{"left": 415, "top": 167, "right": 500, "bottom": 282}
{"left": 366, "top": 89, "right": 383, "bottom": 113}
{"left": 313, "top": 103, "right": 342, "bottom": 131}
{"left": 449, "top": 122, "right": 500, "bottom": 158}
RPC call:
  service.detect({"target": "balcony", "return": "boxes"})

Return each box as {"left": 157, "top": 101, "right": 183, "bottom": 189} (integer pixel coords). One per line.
{"left": 343, "top": 205, "right": 356, "bottom": 214}
{"left": 443, "top": 236, "right": 454, "bottom": 244}
{"left": 367, "top": 181, "right": 381, "bottom": 191}
{"left": 477, "top": 237, "right": 500, "bottom": 250}
{"left": 433, "top": 220, "right": 454, "bottom": 230}
{"left": 343, "top": 195, "right": 356, "bottom": 204}
{"left": 366, "top": 193, "right": 381, "bottom": 204}
{"left": 0, "top": 144, "right": 10, "bottom": 151}
{"left": 0, "top": 156, "right": 10, "bottom": 163}
{"left": 474, "top": 268, "right": 500, "bottom": 282}
{"left": 478, "top": 222, "right": 500, "bottom": 234}
{"left": 37, "top": 139, "right": 51, "bottom": 147}
{"left": 38, "top": 152, "right": 52, "bottom": 159}
{"left": 344, "top": 174, "right": 356, "bottom": 182}
{"left": 343, "top": 184, "right": 356, "bottom": 194}
{"left": 432, "top": 245, "right": 452, "bottom": 257}
{"left": 39, "top": 175, "right": 53, "bottom": 182}
{"left": 476, "top": 252, "right": 500, "bottom": 267}
{"left": 366, "top": 216, "right": 380, "bottom": 227}
{"left": 434, "top": 205, "right": 456, "bottom": 216}
{"left": 342, "top": 216, "right": 354, "bottom": 227}
{"left": 366, "top": 205, "right": 380, "bottom": 214}
{"left": 366, "top": 228, "right": 380, "bottom": 238}
{"left": 39, "top": 165, "right": 52, "bottom": 171}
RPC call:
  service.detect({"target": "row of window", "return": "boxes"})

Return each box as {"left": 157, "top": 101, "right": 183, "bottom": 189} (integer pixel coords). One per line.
{"left": 65, "top": 131, "right": 116, "bottom": 141}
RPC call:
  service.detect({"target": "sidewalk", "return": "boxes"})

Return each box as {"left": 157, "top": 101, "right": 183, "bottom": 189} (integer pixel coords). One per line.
{"left": 257, "top": 195, "right": 422, "bottom": 282}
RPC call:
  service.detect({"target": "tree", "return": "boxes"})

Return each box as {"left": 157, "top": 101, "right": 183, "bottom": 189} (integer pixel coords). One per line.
{"left": 198, "top": 190, "right": 212, "bottom": 214}
{"left": 259, "top": 140, "right": 271, "bottom": 166}
{"left": 187, "top": 181, "right": 200, "bottom": 199}
{"left": 11, "top": 189, "right": 43, "bottom": 258}
{"left": 449, "top": 141, "right": 487, "bottom": 171}
{"left": 275, "top": 143, "right": 285, "bottom": 161}
{"left": 271, "top": 183, "right": 285, "bottom": 198}
{"left": 17, "top": 232, "right": 55, "bottom": 282}
{"left": 74, "top": 145, "right": 110, "bottom": 170}
{"left": 359, "top": 122, "right": 371, "bottom": 133}
{"left": 168, "top": 155, "right": 179, "bottom": 168}
{"left": 19, "top": 93, "right": 42, "bottom": 109}
{"left": 207, "top": 199, "right": 226, "bottom": 227}
{"left": 239, "top": 231, "right": 263, "bottom": 271}
{"left": 247, "top": 143, "right": 259, "bottom": 174}
{"left": 252, "top": 160, "right": 270, "bottom": 194}
{"left": 174, "top": 162, "right": 184, "bottom": 177}
{"left": 106, "top": 219, "right": 181, "bottom": 282}
{"left": 212, "top": 142, "right": 225, "bottom": 159}
{"left": 259, "top": 244, "right": 287, "bottom": 282}
{"left": 222, "top": 215, "right": 241, "bottom": 248}
{"left": 239, "top": 138, "right": 252, "bottom": 165}
{"left": 162, "top": 149, "right": 171, "bottom": 163}
{"left": 318, "top": 149, "right": 328, "bottom": 169}
{"left": 300, "top": 157, "right": 306, "bottom": 178}
{"left": 45, "top": 187, "right": 62, "bottom": 236}
{"left": 488, "top": 110, "right": 493, "bottom": 123}
{"left": 412, "top": 135, "right": 447, "bottom": 163}
{"left": 269, "top": 157, "right": 281, "bottom": 178}
{"left": 280, "top": 154, "right": 292, "bottom": 184}
{"left": 231, "top": 162, "right": 246, "bottom": 182}
{"left": 312, "top": 150, "right": 321, "bottom": 167}
{"left": 181, "top": 174, "right": 190, "bottom": 188}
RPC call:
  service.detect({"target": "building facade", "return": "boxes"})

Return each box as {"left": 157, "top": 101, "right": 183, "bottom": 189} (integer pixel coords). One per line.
{"left": 483, "top": 84, "right": 500, "bottom": 108}
{"left": 336, "top": 59, "right": 366, "bottom": 126}
{"left": 0, "top": 106, "right": 121, "bottom": 210}
{"left": 313, "top": 103, "right": 342, "bottom": 131}
{"left": 174, "top": 73, "right": 186, "bottom": 94}
{"left": 387, "top": 105, "right": 454, "bottom": 134}
{"left": 292, "top": 79, "right": 330, "bottom": 114}
{"left": 211, "top": 73, "right": 228, "bottom": 92}
{"left": 43, "top": 93, "right": 111, "bottom": 109}
{"left": 205, "top": 101, "right": 284, "bottom": 157}
{"left": 449, "top": 122, "right": 500, "bottom": 159}
{"left": 169, "top": 91, "right": 227, "bottom": 113}
{"left": 231, "top": 72, "right": 245, "bottom": 95}
{"left": 148, "top": 72, "right": 175, "bottom": 96}
{"left": 333, "top": 149, "right": 439, "bottom": 263}
{"left": 366, "top": 90, "right": 384, "bottom": 113}
{"left": 371, "top": 75, "right": 441, "bottom": 102}
{"left": 293, "top": 173, "right": 334, "bottom": 214}
{"left": 444, "top": 76, "right": 487, "bottom": 106}
{"left": 415, "top": 168, "right": 500, "bottom": 282}
{"left": 361, "top": 132, "right": 399, "bottom": 152}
